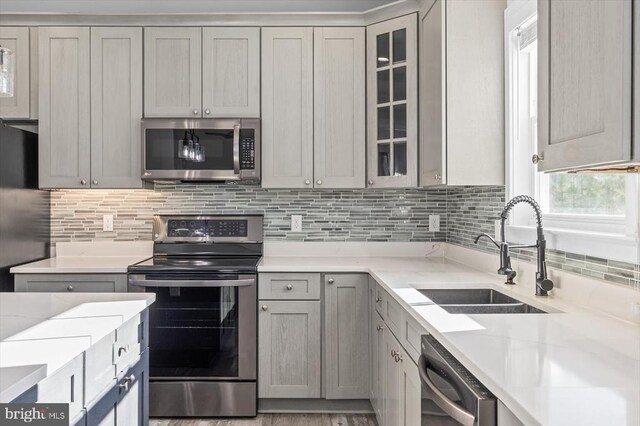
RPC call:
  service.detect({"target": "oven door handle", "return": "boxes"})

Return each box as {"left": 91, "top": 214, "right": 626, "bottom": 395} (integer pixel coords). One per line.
{"left": 418, "top": 354, "right": 476, "bottom": 426}
{"left": 128, "top": 275, "right": 255, "bottom": 288}
{"left": 233, "top": 124, "right": 240, "bottom": 175}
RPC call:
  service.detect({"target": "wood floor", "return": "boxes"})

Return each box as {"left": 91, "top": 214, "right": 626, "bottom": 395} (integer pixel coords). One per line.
{"left": 149, "top": 414, "right": 378, "bottom": 426}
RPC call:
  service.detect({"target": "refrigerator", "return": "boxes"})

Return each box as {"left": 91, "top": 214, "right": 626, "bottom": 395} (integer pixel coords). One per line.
{"left": 0, "top": 119, "right": 50, "bottom": 292}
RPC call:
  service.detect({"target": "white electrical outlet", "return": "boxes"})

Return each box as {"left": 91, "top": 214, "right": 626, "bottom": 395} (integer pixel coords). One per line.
{"left": 103, "top": 214, "right": 114, "bottom": 232}
{"left": 495, "top": 220, "right": 502, "bottom": 241}
{"left": 429, "top": 215, "right": 440, "bottom": 232}
{"left": 291, "top": 215, "right": 302, "bottom": 232}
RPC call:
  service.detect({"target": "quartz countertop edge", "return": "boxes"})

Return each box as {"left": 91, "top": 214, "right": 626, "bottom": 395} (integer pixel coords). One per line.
{"left": 9, "top": 255, "right": 151, "bottom": 274}
{"left": 0, "top": 292, "right": 155, "bottom": 403}
{"left": 259, "top": 256, "right": 640, "bottom": 426}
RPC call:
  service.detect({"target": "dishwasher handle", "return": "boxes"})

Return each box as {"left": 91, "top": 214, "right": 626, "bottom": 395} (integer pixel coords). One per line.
{"left": 419, "top": 354, "right": 476, "bottom": 426}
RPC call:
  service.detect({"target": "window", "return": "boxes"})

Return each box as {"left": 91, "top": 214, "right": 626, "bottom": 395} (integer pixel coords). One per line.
{"left": 505, "top": 0, "right": 639, "bottom": 262}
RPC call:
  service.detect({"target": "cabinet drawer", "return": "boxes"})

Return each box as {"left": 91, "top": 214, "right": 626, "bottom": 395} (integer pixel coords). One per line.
{"left": 113, "top": 311, "right": 148, "bottom": 374}
{"left": 402, "top": 312, "right": 424, "bottom": 364}
{"left": 259, "top": 273, "right": 321, "bottom": 300}
{"left": 14, "top": 274, "right": 127, "bottom": 292}
{"left": 376, "top": 283, "right": 402, "bottom": 339}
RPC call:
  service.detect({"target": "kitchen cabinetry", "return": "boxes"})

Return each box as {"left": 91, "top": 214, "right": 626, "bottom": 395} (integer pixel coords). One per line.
{"left": 258, "top": 299, "right": 321, "bottom": 398}
{"left": 366, "top": 15, "right": 418, "bottom": 188}
{"left": 313, "top": 28, "right": 366, "bottom": 189}
{"left": 419, "top": 0, "right": 505, "bottom": 186}
{"left": 0, "top": 27, "right": 30, "bottom": 118}
{"left": 324, "top": 274, "right": 369, "bottom": 399}
{"left": 262, "top": 27, "right": 366, "bottom": 189}
{"left": 537, "top": 0, "right": 635, "bottom": 171}
{"left": 144, "top": 27, "right": 260, "bottom": 118}
{"left": 14, "top": 274, "right": 128, "bottom": 292}
{"left": 39, "top": 27, "right": 143, "bottom": 189}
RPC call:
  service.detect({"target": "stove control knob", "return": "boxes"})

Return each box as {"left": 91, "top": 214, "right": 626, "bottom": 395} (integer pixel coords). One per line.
{"left": 261, "top": 305, "right": 268, "bottom": 311}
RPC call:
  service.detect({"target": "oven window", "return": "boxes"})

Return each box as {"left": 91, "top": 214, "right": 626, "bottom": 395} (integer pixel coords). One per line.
{"left": 148, "top": 285, "right": 239, "bottom": 378}
{"left": 144, "top": 128, "right": 234, "bottom": 170}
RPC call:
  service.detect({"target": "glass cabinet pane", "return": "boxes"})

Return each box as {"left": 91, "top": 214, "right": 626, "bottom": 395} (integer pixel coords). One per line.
{"left": 393, "top": 143, "right": 407, "bottom": 176}
{"left": 392, "top": 67, "right": 406, "bottom": 101}
{"left": 393, "top": 104, "right": 407, "bottom": 139}
{"left": 392, "top": 29, "right": 406, "bottom": 63}
{"left": 378, "top": 143, "right": 391, "bottom": 176}
{"left": 377, "top": 106, "right": 390, "bottom": 140}
{"left": 377, "top": 70, "right": 390, "bottom": 104}
{"left": 376, "top": 33, "right": 390, "bottom": 68}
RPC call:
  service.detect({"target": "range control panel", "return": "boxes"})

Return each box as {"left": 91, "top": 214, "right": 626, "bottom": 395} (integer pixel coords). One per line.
{"left": 167, "top": 219, "right": 248, "bottom": 238}
{"left": 155, "top": 215, "right": 263, "bottom": 242}
{"left": 240, "top": 129, "right": 255, "bottom": 170}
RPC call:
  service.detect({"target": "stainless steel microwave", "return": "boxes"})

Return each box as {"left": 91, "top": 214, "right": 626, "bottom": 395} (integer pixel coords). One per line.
{"left": 141, "top": 118, "right": 260, "bottom": 183}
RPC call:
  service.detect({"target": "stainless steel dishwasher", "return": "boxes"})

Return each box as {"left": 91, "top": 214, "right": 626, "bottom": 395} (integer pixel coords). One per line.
{"left": 419, "top": 335, "right": 496, "bottom": 426}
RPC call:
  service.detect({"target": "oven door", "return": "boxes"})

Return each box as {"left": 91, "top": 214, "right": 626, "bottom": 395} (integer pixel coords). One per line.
{"left": 142, "top": 118, "right": 242, "bottom": 181}
{"left": 128, "top": 272, "right": 256, "bottom": 381}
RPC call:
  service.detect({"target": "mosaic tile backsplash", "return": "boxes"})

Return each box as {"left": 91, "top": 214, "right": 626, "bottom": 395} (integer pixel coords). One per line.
{"left": 50, "top": 184, "right": 639, "bottom": 291}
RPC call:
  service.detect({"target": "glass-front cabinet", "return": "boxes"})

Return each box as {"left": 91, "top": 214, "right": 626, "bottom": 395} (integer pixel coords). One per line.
{"left": 366, "top": 15, "right": 418, "bottom": 188}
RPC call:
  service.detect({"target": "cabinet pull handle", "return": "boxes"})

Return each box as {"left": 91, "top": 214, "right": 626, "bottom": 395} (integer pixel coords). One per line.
{"left": 118, "top": 344, "right": 129, "bottom": 357}
{"left": 375, "top": 296, "right": 382, "bottom": 303}
{"left": 532, "top": 153, "right": 544, "bottom": 164}
{"left": 118, "top": 374, "right": 135, "bottom": 392}
{"left": 67, "top": 285, "right": 74, "bottom": 292}
{"left": 261, "top": 305, "right": 268, "bottom": 311}
{"left": 286, "top": 284, "right": 293, "bottom": 290}
{"left": 395, "top": 354, "right": 403, "bottom": 363}
{"left": 376, "top": 324, "right": 384, "bottom": 331}
{"left": 391, "top": 349, "right": 397, "bottom": 357}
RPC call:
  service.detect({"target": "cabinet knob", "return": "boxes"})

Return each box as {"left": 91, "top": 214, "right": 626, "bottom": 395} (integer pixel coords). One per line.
{"left": 368, "top": 179, "right": 374, "bottom": 186}
{"left": 391, "top": 349, "right": 397, "bottom": 358}
{"left": 316, "top": 179, "right": 322, "bottom": 185}
{"left": 261, "top": 305, "right": 268, "bottom": 311}
{"left": 118, "top": 374, "right": 135, "bottom": 392}
{"left": 376, "top": 324, "right": 384, "bottom": 331}
{"left": 66, "top": 285, "right": 74, "bottom": 292}
{"left": 532, "top": 153, "right": 544, "bottom": 164}
{"left": 118, "top": 344, "right": 129, "bottom": 357}
{"left": 434, "top": 173, "right": 441, "bottom": 181}
{"left": 375, "top": 296, "right": 382, "bottom": 303}
{"left": 304, "top": 179, "right": 311, "bottom": 185}
{"left": 286, "top": 284, "right": 293, "bottom": 290}
{"left": 204, "top": 108, "right": 211, "bottom": 115}
{"left": 193, "top": 109, "right": 199, "bottom": 115}
{"left": 80, "top": 179, "right": 87, "bottom": 185}
{"left": 92, "top": 179, "right": 98, "bottom": 185}
{"left": 395, "top": 354, "right": 403, "bottom": 363}
{"left": 327, "top": 278, "right": 334, "bottom": 284}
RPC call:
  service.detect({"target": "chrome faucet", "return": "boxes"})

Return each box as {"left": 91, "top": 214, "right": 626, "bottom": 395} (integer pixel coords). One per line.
{"left": 474, "top": 195, "right": 554, "bottom": 296}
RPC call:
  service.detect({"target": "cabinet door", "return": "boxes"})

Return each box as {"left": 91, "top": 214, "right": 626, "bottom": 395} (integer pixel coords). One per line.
{"left": 258, "top": 300, "right": 321, "bottom": 398}
{"left": 324, "top": 274, "right": 369, "bottom": 399}
{"left": 313, "top": 27, "right": 366, "bottom": 189}
{"left": 537, "top": 0, "right": 632, "bottom": 171}
{"left": 399, "top": 347, "right": 422, "bottom": 426}
{"left": 90, "top": 27, "right": 143, "bottom": 188}
{"left": 144, "top": 27, "right": 201, "bottom": 118}
{"left": 419, "top": 0, "right": 446, "bottom": 186}
{"left": 202, "top": 27, "right": 260, "bottom": 118}
{"left": 367, "top": 15, "right": 418, "bottom": 188}
{"left": 383, "top": 327, "right": 401, "bottom": 426}
{"left": 39, "top": 27, "right": 91, "bottom": 189}
{"left": 372, "top": 312, "right": 386, "bottom": 424}
{"left": 0, "top": 27, "right": 30, "bottom": 118}
{"left": 261, "top": 27, "right": 314, "bottom": 188}
{"left": 115, "top": 350, "right": 149, "bottom": 426}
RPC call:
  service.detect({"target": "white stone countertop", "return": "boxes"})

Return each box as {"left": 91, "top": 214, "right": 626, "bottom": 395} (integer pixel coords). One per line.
{"left": 10, "top": 241, "right": 152, "bottom": 274}
{"left": 259, "top": 254, "right": 640, "bottom": 426}
{"left": 0, "top": 292, "right": 155, "bottom": 403}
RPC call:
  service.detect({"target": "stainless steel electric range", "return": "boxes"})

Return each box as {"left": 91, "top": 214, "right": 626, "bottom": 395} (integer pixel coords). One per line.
{"left": 128, "top": 215, "right": 262, "bottom": 418}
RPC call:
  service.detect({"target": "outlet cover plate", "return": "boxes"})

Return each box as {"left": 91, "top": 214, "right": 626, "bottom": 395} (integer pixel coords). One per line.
{"left": 291, "top": 215, "right": 302, "bottom": 232}
{"left": 429, "top": 215, "right": 440, "bottom": 233}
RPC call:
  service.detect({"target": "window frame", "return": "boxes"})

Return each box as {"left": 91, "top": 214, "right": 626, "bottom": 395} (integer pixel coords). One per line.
{"left": 504, "top": 0, "right": 640, "bottom": 264}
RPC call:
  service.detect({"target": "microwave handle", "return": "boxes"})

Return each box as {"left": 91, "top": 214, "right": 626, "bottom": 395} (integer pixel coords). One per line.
{"left": 233, "top": 124, "right": 240, "bottom": 175}
{"left": 418, "top": 354, "right": 476, "bottom": 426}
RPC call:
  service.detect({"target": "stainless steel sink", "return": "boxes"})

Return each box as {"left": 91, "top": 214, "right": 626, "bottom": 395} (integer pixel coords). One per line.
{"left": 418, "top": 288, "right": 547, "bottom": 314}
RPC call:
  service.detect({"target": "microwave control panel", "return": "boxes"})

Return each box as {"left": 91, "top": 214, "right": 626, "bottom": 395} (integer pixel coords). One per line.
{"left": 240, "top": 129, "right": 255, "bottom": 170}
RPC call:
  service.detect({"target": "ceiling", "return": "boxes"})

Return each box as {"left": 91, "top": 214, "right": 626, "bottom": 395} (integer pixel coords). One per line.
{"left": 0, "top": 0, "right": 401, "bottom": 14}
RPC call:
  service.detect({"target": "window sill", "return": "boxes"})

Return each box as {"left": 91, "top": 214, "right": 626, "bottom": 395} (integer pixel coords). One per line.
{"left": 506, "top": 224, "right": 640, "bottom": 264}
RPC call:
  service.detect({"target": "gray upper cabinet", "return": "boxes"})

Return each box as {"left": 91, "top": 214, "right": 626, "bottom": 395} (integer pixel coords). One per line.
{"left": 39, "top": 27, "right": 91, "bottom": 189}
{"left": 261, "top": 27, "right": 314, "bottom": 189}
{"left": 144, "top": 27, "right": 202, "bottom": 118}
{"left": 419, "top": 0, "right": 505, "bottom": 187}
{"left": 0, "top": 27, "right": 30, "bottom": 119}
{"left": 202, "top": 27, "right": 260, "bottom": 118}
{"left": 366, "top": 15, "right": 418, "bottom": 188}
{"left": 313, "top": 27, "right": 366, "bottom": 189}
{"left": 324, "top": 274, "right": 369, "bottom": 399}
{"left": 537, "top": 0, "right": 634, "bottom": 172}
{"left": 91, "top": 27, "right": 143, "bottom": 188}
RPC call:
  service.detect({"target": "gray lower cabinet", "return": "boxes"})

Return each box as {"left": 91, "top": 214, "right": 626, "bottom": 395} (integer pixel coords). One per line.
{"left": 258, "top": 299, "right": 321, "bottom": 398}
{"left": 14, "top": 274, "right": 128, "bottom": 292}
{"left": 324, "top": 274, "right": 369, "bottom": 399}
